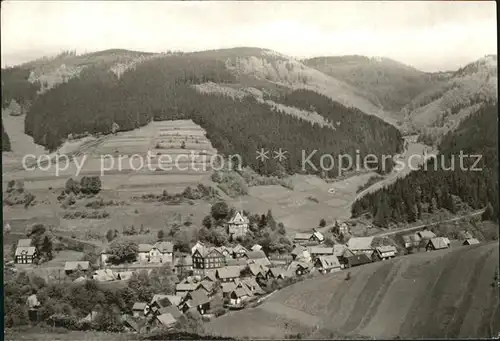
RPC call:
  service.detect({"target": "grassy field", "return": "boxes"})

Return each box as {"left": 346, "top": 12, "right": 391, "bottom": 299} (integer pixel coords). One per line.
{"left": 205, "top": 242, "right": 500, "bottom": 339}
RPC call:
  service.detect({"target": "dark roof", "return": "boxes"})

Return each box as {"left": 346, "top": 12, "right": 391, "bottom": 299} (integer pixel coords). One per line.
{"left": 346, "top": 254, "right": 371, "bottom": 266}
{"left": 132, "top": 302, "right": 147, "bottom": 310}
{"left": 463, "top": 238, "right": 480, "bottom": 245}
{"left": 186, "top": 289, "right": 210, "bottom": 306}
{"left": 158, "top": 305, "right": 183, "bottom": 319}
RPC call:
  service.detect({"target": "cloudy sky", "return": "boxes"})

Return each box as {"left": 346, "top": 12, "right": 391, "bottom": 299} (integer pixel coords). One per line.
{"left": 1, "top": 1, "right": 497, "bottom": 71}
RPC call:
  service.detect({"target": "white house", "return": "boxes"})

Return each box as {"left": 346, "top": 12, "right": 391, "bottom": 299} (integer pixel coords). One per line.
{"left": 373, "top": 246, "right": 397, "bottom": 260}
{"left": 138, "top": 242, "right": 174, "bottom": 263}
{"left": 226, "top": 211, "right": 249, "bottom": 240}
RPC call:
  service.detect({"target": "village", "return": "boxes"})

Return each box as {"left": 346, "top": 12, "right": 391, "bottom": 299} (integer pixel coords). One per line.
{"left": 8, "top": 209, "right": 483, "bottom": 334}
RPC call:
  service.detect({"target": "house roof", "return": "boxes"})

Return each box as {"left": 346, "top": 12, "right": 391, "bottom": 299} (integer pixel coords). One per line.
{"left": 193, "top": 246, "right": 224, "bottom": 258}
{"left": 267, "top": 267, "right": 285, "bottom": 278}
{"left": 232, "top": 244, "right": 249, "bottom": 253}
{"left": 156, "top": 313, "right": 177, "bottom": 327}
{"left": 92, "top": 269, "right": 116, "bottom": 281}
{"left": 64, "top": 261, "right": 90, "bottom": 271}
{"left": 15, "top": 246, "right": 37, "bottom": 257}
{"left": 228, "top": 211, "right": 249, "bottom": 224}
{"left": 197, "top": 280, "right": 215, "bottom": 292}
{"left": 226, "top": 258, "right": 247, "bottom": 267}
{"left": 231, "top": 287, "right": 249, "bottom": 298}
{"left": 245, "top": 250, "right": 267, "bottom": 259}
{"left": 186, "top": 289, "right": 210, "bottom": 306}
{"left": 221, "top": 282, "right": 237, "bottom": 293}
{"left": 251, "top": 244, "right": 262, "bottom": 251}
{"left": 123, "top": 315, "right": 140, "bottom": 332}
{"left": 132, "top": 302, "right": 147, "bottom": 311}
{"left": 315, "top": 255, "right": 341, "bottom": 269}
{"left": 73, "top": 276, "right": 87, "bottom": 283}
{"left": 203, "top": 270, "right": 217, "bottom": 282}
{"left": 332, "top": 244, "right": 348, "bottom": 257}
{"left": 176, "top": 282, "right": 197, "bottom": 292}
{"left": 402, "top": 233, "right": 421, "bottom": 243}
{"left": 291, "top": 245, "right": 306, "bottom": 256}
{"left": 17, "top": 239, "right": 32, "bottom": 247}
{"left": 248, "top": 257, "right": 271, "bottom": 268}
{"left": 158, "top": 305, "right": 183, "bottom": 319}
{"left": 154, "top": 241, "right": 174, "bottom": 253}
{"left": 375, "top": 245, "right": 397, "bottom": 254}
{"left": 138, "top": 244, "right": 154, "bottom": 252}
{"left": 294, "top": 233, "right": 312, "bottom": 240}
{"left": 307, "top": 246, "right": 334, "bottom": 255}
{"left": 117, "top": 271, "right": 134, "bottom": 280}
{"left": 428, "top": 237, "right": 449, "bottom": 249}
{"left": 312, "top": 231, "right": 324, "bottom": 241}
{"left": 346, "top": 254, "right": 372, "bottom": 266}
{"left": 288, "top": 261, "right": 313, "bottom": 272}
{"left": 461, "top": 231, "right": 474, "bottom": 240}
{"left": 217, "top": 266, "right": 241, "bottom": 279}
{"left": 418, "top": 230, "right": 436, "bottom": 239}
{"left": 464, "top": 238, "right": 480, "bottom": 245}
{"left": 248, "top": 263, "right": 265, "bottom": 276}
{"left": 347, "top": 237, "right": 374, "bottom": 251}
{"left": 241, "top": 277, "right": 260, "bottom": 291}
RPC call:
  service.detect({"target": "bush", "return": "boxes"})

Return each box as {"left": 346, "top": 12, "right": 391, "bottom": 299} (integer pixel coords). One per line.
{"left": 80, "top": 176, "right": 101, "bottom": 195}
{"left": 63, "top": 210, "right": 110, "bottom": 220}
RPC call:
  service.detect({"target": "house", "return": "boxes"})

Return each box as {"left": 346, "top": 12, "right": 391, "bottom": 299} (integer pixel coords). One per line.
{"left": 426, "top": 237, "right": 450, "bottom": 251}
{"left": 215, "top": 246, "right": 233, "bottom": 258}
{"left": 232, "top": 244, "right": 249, "bottom": 258}
{"left": 92, "top": 269, "right": 116, "bottom": 281}
{"left": 132, "top": 302, "right": 147, "bottom": 318}
{"left": 310, "top": 231, "right": 325, "bottom": 244}
{"left": 287, "top": 261, "right": 313, "bottom": 276}
{"left": 373, "top": 246, "right": 397, "bottom": 261}
{"left": 64, "top": 261, "right": 90, "bottom": 274}
{"left": 244, "top": 250, "right": 271, "bottom": 267}
{"left": 202, "top": 269, "right": 217, "bottom": 282}
{"left": 347, "top": 237, "right": 374, "bottom": 256}
{"left": 344, "top": 254, "right": 372, "bottom": 268}
{"left": 240, "top": 277, "right": 264, "bottom": 295}
{"left": 336, "top": 221, "right": 350, "bottom": 235}
{"left": 226, "top": 257, "right": 247, "bottom": 269}
{"left": 229, "top": 288, "right": 250, "bottom": 307}
{"left": 226, "top": 211, "right": 249, "bottom": 240}
{"left": 175, "top": 281, "right": 198, "bottom": 296}
{"left": 173, "top": 254, "right": 193, "bottom": 276}
{"left": 463, "top": 238, "right": 480, "bottom": 246}
{"left": 291, "top": 246, "right": 311, "bottom": 262}
{"left": 192, "top": 247, "right": 225, "bottom": 276}
{"left": 156, "top": 313, "right": 177, "bottom": 329}
{"left": 146, "top": 294, "right": 183, "bottom": 317}
{"left": 179, "top": 289, "right": 211, "bottom": 315}
{"left": 99, "top": 248, "right": 110, "bottom": 266}
{"left": 123, "top": 315, "right": 140, "bottom": 333}
{"left": 191, "top": 241, "right": 205, "bottom": 256}
{"left": 459, "top": 231, "right": 474, "bottom": 240}
{"left": 149, "top": 242, "right": 174, "bottom": 263}
{"left": 251, "top": 244, "right": 262, "bottom": 251}
{"left": 418, "top": 230, "right": 436, "bottom": 240}
{"left": 293, "top": 233, "right": 312, "bottom": 246}
{"left": 196, "top": 280, "right": 215, "bottom": 295}
{"left": 401, "top": 233, "right": 422, "bottom": 249}
{"left": 307, "top": 246, "right": 334, "bottom": 260}
{"left": 137, "top": 242, "right": 173, "bottom": 264}
{"left": 332, "top": 244, "right": 348, "bottom": 257}
{"left": 314, "top": 255, "right": 341, "bottom": 273}
{"left": 221, "top": 282, "right": 237, "bottom": 297}
{"left": 246, "top": 263, "right": 266, "bottom": 278}
{"left": 266, "top": 267, "right": 288, "bottom": 280}
{"left": 216, "top": 266, "right": 241, "bottom": 282}
{"left": 15, "top": 246, "right": 38, "bottom": 264}
{"left": 337, "top": 248, "right": 356, "bottom": 268}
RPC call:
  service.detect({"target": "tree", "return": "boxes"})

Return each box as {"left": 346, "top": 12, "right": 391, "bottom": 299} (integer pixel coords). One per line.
{"left": 105, "top": 229, "right": 115, "bottom": 243}
{"left": 157, "top": 229, "right": 165, "bottom": 241}
{"left": 319, "top": 218, "right": 327, "bottom": 228}
{"left": 202, "top": 215, "right": 213, "bottom": 229}
{"left": 482, "top": 202, "right": 495, "bottom": 221}
{"left": 107, "top": 241, "right": 138, "bottom": 265}
{"left": 65, "top": 178, "right": 80, "bottom": 194}
{"left": 80, "top": 176, "right": 102, "bottom": 195}
{"left": 210, "top": 201, "right": 229, "bottom": 221}
{"left": 41, "top": 235, "right": 53, "bottom": 260}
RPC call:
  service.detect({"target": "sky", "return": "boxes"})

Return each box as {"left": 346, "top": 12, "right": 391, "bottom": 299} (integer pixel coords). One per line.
{"left": 1, "top": 1, "right": 497, "bottom": 71}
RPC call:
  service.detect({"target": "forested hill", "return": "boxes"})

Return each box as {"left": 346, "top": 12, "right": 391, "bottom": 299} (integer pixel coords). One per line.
{"left": 352, "top": 102, "right": 499, "bottom": 225}
{"left": 24, "top": 53, "right": 402, "bottom": 177}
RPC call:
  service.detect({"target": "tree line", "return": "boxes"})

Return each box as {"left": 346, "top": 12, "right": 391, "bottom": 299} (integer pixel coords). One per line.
{"left": 352, "top": 102, "right": 499, "bottom": 225}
